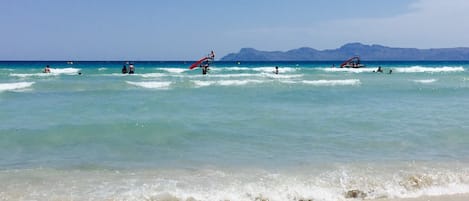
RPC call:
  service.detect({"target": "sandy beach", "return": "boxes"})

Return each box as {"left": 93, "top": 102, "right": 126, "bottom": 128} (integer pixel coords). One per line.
{"left": 374, "top": 194, "right": 469, "bottom": 201}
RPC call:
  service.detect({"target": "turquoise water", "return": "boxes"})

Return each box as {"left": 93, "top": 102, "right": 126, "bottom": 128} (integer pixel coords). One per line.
{"left": 1, "top": 61, "right": 469, "bottom": 200}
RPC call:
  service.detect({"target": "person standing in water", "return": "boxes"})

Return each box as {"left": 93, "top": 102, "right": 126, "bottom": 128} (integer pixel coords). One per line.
{"left": 201, "top": 63, "right": 209, "bottom": 75}
{"left": 274, "top": 66, "right": 279, "bottom": 74}
{"left": 128, "top": 63, "right": 135, "bottom": 74}
{"left": 43, "top": 65, "right": 51, "bottom": 73}
{"left": 377, "top": 66, "right": 383, "bottom": 73}
{"left": 209, "top": 50, "right": 215, "bottom": 60}
{"left": 122, "top": 65, "right": 128, "bottom": 74}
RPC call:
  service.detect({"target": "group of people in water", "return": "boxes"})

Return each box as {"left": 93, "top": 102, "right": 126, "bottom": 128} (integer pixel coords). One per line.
{"left": 121, "top": 63, "right": 135, "bottom": 74}
{"left": 42, "top": 59, "right": 393, "bottom": 76}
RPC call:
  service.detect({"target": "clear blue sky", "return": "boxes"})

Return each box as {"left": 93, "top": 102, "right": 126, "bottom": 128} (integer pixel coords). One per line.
{"left": 1, "top": 0, "right": 468, "bottom": 60}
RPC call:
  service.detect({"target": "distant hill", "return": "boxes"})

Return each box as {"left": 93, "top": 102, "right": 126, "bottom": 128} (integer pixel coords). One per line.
{"left": 220, "top": 43, "right": 469, "bottom": 61}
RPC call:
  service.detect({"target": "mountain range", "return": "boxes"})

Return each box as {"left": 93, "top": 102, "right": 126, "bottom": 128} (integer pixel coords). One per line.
{"left": 220, "top": 43, "right": 469, "bottom": 61}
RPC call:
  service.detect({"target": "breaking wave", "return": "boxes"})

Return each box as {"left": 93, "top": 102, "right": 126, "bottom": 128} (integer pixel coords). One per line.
{"left": 279, "top": 79, "right": 361, "bottom": 86}
{"left": 320, "top": 68, "right": 376, "bottom": 73}
{"left": 10, "top": 68, "right": 81, "bottom": 77}
{"left": 126, "top": 81, "right": 171, "bottom": 89}
{"left": 193, "top": 80, "right": 266, "bottom": 87}
{"left": 1, "top": 165, "right": 468, "bottom": 201}
{"left": 157, "top": 68, "right": 189, "bottom": 73}
{"left": 395, "top": 66, "right": 464, "bottom": 73}
{"left": 0, "top": 82, "right": 35, "bottom": 92}
{"left": 413, "top": 79, "right": 437, "bottom": 84}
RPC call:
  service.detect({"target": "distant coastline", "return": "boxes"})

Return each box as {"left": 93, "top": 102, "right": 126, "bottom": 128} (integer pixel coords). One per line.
{"left": 221, "top": 43, "right": 469, "bottom": 61}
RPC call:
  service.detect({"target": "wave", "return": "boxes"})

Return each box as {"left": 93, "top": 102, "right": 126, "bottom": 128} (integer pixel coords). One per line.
{"left": 205, "top": 73, "right": 258, "bottom": 78}
{"left": 139, "top": 73, "right": 167, "bottom": 78}
{"left": 10, "top": 68, "right": 81, "bottom": 77}
{"left": 157, "top": 68, "right": 188, "bottom": 73}
{"left": 193, "top": 79, "right": 266, "bottom": 87}
{"left": 192, "top": 80, "right": 217, "bottom": 87}
{"left": 279, "top": 79, "right": 361, "bottom": 86}
{"left": 413, "top": 79, "right": 437, "bottom": 84}
{"left": 252, "top": 67, "right": 298, "bottom": 73}
{"left": 0, "top": 82, "right": 35, "bottom": 92}
{"left": 395, "top": 66, "right": 464, "bottom": 73}
{"left": 192, "top": 79, "right": 359, "bottom": 87}
{"left": 98, "top": 67, "right": 107, "bottom": 71}
{"left": 49, "top": 67, "right": 81, "bottom": 74}
{"left": 320, "top": 68, "right": 376, "bottom": 73}
{"left": 195, "top": 73, "right": 302, "bottom": 79}
{"left": 125, "top": 81, "right": 171, "bottom": 89}
{"left": 215, "top": 67, "right": 251, "bottom": 71}
{"left": 2, "top": 165, "right": 468, "bottom": 201}
{"left": 260, "top": 73, "right": 303, "bottom": 79}
{"left": 211, "top": 67, "right": 298, "bottom": 73}
{"left": 132, "top": 72, "right": 303, "bottom": 79}
{"left": 0, "top": 68, "right": 14, "bottom": 71}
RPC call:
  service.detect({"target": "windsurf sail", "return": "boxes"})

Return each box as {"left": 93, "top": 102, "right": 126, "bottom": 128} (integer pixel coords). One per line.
{"left": 189, "top": 57, "right": 209, "bottom": 70}
{"left": 189, "top": 51, "right": 215, "bottom": 70}
{"left": 340, "top": 56, "right": 363, "bottom": 68}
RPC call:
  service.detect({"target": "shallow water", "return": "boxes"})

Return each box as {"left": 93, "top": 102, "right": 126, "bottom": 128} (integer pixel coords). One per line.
{"left": 1, "top": 61, "right": 469, "bottom": 200}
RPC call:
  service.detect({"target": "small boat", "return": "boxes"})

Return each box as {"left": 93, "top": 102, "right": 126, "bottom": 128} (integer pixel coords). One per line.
{"left": 340, "top": 56, "right": 365, "bottom": 68}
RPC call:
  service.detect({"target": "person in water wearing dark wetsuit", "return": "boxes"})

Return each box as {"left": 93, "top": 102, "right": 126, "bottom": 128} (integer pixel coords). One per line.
{"left": 122, "top": 65, "right": 127, "bottom": 74}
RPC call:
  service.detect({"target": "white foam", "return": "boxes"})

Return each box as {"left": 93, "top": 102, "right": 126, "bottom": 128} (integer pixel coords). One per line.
{"left": 98, "top": 67, "right": 107, "bottom": 71}
{"left": 10, "top": 68, "right": 81, "bottom": 77}
{"left": 413, "top": 79, "right": 437, "bottom": 84}
{"left": 49, "top": 68, "right": 81, "bottom": 75}
{"left": 103, "top": 73, "right": 130, "bottom": 77}
{"left": 10, "top": 73, "right": 50, "bottom": 78}
{"left": 0, "top": 82, "right": 35, "bottom": 92}
{"left": 203, "top": 73, "right": 255, "bottom": 78}
{"left": 302, "top": 79, "right": 361, "bottom": 86}
{"left": 395, "top": 66, "right": 464, "bottom": 73}
{"left": 139, "top": 73, "right": 167, "bottom": 78}
{"left": 213, "top": 67, "right": 298, "bottom": 73}
{"left": 126, "top": 81, "right": 171, "bottom": 89}
{"left": 218, "top": 80, "right": 265, "bottom": 86}
{"left": 157, "top": 68, "right": 188, "bottom": 73}
{"left": 1, "top": 165, "right": 469, "bottom": 201}
{"left": 260, "top": 73, "right": 303, "bottom": 79}
{"left": 218, "top": 67, "right": 251, "bottom": 71}
{"left": 320, "top": 68, "right": 376, "bottom": 73}
{"left": 192, "top": 79, "right": 266, "bottom": 87}
{"left": 191, "top": 73, "right": 303, "bottom": 79}
{"left": 193, "top": 80, "right": 217, "bottom": 87}
{"left": 252, "top": 67, "right": 298, "bottom": 73}
{"left": 279, "top": 80, "right": 297, "bottom": 84}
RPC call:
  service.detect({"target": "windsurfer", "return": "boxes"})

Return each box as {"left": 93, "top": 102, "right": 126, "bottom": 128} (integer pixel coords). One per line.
{"left": 209, "top": 51, "right": 215, "bottom": 60}
{"left": 189, "top": 51, "right": 215, "bottom": 73}
{"left": 202, "top": 64, "right": 209, "bottom": 75}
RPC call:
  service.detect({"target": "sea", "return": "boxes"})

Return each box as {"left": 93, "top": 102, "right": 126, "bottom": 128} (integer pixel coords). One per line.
{"left": 1, "top": 61, "right": 469, "bottom": 201}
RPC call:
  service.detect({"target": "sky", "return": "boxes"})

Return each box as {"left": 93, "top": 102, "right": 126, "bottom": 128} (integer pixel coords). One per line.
{"left": 1, "top": 0, "right": 469, "bottom": 60}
